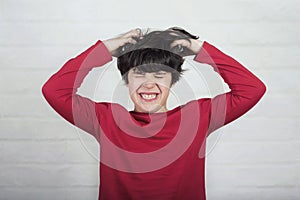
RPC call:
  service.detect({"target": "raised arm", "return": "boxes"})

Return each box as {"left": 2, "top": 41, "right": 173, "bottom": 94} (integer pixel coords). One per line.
{"left": 41, "top": 40, "right": 113, "bottom": 140}
{"left": 171, "top": 36, "right": 266, "bottom": 135}
{"left": 194, "top": 41, "right": 267, "bottom": 135}
{"left": 42, "top": 28, "right": 144, "bottom": 141}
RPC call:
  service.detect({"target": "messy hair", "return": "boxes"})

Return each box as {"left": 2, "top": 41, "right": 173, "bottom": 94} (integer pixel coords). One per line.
{"left": 117, "top": 26, "right": 199, "bottom": 85}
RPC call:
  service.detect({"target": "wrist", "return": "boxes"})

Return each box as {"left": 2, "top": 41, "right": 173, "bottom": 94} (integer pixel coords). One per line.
{"left": 194, "top": 40, "right": 204, "bottom": 53}
{"left": 102, "top": 40, "right": 113, "bottom": 53}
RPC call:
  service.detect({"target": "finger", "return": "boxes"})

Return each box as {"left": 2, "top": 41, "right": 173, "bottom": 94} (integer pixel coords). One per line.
{"left": 170, "top": 39, "right": 189, "bottom": 48}
{"left": 123, "top": 28, "right": 143, "bottom": 38}
{"left": 125, "top": 37, "right": 138, "bottom": 44}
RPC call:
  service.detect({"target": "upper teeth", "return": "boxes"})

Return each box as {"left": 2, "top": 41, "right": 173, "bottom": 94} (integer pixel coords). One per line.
{"left": 141, "top": 94, "right": 157, "bottom": 100}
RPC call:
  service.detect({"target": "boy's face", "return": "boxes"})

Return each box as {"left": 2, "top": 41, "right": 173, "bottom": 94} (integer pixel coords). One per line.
{"left": 127, "top": 67, "right": 172, "bottom": 113}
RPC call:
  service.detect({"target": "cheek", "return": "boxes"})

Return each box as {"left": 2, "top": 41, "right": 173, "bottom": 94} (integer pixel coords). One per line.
{"left": 159, "top": 77, "right": 172, "bottom": 97}
{"left": 158, "top": 82, "right": 171, "bottom": 96}
{"left": 158, "top": 76, "right": 172, "bottom": 88}
{"left": 127, "top": 80, "right": 142, "bottom": 95}
{"left": 160, "top": 86, "right": 170, "bottom": 97}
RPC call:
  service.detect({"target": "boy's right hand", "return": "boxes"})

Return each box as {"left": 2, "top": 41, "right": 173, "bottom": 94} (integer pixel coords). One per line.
{"left": 102, "top": 28, "right": 143, "bottom": 57}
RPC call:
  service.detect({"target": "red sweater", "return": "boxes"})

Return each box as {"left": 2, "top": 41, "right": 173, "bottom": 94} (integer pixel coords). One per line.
{"left": 42, "top": 40, "right": 266, "bottom": 200}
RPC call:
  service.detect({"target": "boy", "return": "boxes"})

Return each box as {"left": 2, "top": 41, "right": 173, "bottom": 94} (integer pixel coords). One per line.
{"left": 42, "top": 27, "right": 266, "bottom": 200}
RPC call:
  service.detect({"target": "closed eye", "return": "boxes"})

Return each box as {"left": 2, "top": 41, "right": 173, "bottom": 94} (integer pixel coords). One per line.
{"left": 134, "top": 75, "right": 145, "bottom": 78}
{"left": 154, "top": 72, "right": 167, "bottom": 78}
{"left": 133, "top": 71, "right": 145, "bottom": 77}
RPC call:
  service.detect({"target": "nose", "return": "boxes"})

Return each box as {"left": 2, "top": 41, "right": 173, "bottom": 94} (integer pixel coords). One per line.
{"left": 142, "top": 80, "right": 156, "bottom": 89}
{"left": 139, "top": 73, "right": 158, "bottom": 89}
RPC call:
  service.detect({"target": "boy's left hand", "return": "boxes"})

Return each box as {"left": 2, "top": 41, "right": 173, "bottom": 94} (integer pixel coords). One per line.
{"left": 170, "top": 39, "right": 204, "bottom": 56}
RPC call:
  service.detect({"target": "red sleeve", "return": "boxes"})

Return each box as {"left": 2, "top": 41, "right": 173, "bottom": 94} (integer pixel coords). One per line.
{"left": 42, "top": 40, "right": 113, "bottom": 141}
{"left": 194, "top": 41, "right": 266, "bottom": 135}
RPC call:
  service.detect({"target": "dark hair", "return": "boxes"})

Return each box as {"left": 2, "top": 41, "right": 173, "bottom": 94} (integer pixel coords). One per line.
{"left": 117, "top": 26, "right": 199, "bottom": 85}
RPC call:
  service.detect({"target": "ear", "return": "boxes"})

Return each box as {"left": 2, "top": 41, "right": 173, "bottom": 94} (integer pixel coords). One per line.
{"left": 124, "top": 80, "right": 129, "bottom": 87}
{"left": 123, "top": 81, "right": 128, "bottom": 87}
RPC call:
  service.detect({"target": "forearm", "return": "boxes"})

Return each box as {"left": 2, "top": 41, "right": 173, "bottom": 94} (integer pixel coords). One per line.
{"left": 41, "top": 40, "right": 112, "bottom": 125}
{"left": 194, "top": 41, "right": 266, "bottom": 134}
{"left": 194, "top": 41, "right": 266, "bottom": 100}
{"left": 42, "top": 40, "right": 112, "bottom": 97}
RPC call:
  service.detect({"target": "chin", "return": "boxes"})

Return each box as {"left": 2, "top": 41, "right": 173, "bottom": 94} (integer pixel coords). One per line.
{"left": 136, "top": 105, "right": 163, "bottom": 113}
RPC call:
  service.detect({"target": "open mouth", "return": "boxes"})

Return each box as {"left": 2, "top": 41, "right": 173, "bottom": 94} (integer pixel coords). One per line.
{"left": 138, "top": 93, "right": 159, "bottom": 102}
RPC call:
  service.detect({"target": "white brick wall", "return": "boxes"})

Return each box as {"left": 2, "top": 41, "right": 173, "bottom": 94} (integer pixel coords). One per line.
{"left": 0, "top": 0, "right": 299, "bottom": 199}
